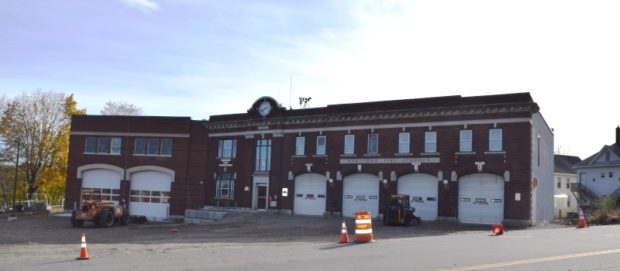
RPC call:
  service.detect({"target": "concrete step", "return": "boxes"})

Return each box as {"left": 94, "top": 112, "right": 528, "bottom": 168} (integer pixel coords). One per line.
{"left": 184, "top": 209, "right": 227, "bottom": 220}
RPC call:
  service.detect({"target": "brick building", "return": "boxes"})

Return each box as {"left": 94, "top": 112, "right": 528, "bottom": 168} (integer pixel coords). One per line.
{"left": 65, "top": 92, "right": 554, "bottom": 225}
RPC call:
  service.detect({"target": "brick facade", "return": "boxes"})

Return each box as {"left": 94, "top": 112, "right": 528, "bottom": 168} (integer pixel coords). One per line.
{"left": 65, "top": 93, "right": 553, "bottom": 224}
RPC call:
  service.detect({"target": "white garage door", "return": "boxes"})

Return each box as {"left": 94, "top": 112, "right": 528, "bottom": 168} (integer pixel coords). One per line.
{"left": 458, "top": 173, "right": 504, "bottom": 224}
{"left": 82, "top": 169, "right": 122, "bottom": 204}
{"left": 129, "top": 171, "right": 172, "bottom": 221}
{"left": 398, "top": 173, "right": 438, "bottom": 221}
{"left": 343, "top": 174, "right": 379, "bottom": 218}
{"left": 294, "top": 173, "right": 327, "bottom": 216}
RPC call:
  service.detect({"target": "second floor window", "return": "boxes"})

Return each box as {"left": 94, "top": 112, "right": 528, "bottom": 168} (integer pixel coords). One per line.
{"left": 424, "top": 131, "right": 437, "bottom": 153}
{"left": 460, "top": 130, "right": 472, "bottom": 152}
{"left": 255, "top": 139, "right": 272, "bottom": 171}
{"left": 134, "top": 137, "right": 172, "bottom": 156}
{"left": 111, "top": 138, "right": 122, "bottom": 154}
{"left": 489, "top": 128, "right": 503, "bottom": 151}
{"left": 295, "top": 137, "right": 305, "bottom": 156}
{"left": 147, "top": 138, "right": 159, "bottom": 155}
{"left": 367, "top": 133, "right": 379, "bottom": 154}
{"left": 316, "top": 136, "right": 326, "bottom": 155}
{"left": 218, "top": 139, "right": 237, "bottom": 158}
{"left": 85, "top": 137, "right": 97, "bottom": 153}
{"left": 344, "top": 134, "right": 355, "bottom": 155}
{"left": 398, "top": 132, "right": 410, "bottom": 154}
{"left": 98, "top": 137, "right": 111, "bottom": 153}
{"left": 85, "top": 136, "right": 121, "bottom": 154}
{"left": 160, "top": 139, "right": 172, "bottom": 155}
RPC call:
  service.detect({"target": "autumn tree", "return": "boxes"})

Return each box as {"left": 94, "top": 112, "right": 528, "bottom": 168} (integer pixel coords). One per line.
{"left": 100, "top": 101, "right": 142, "bottom": 115}
{"left": 0, "top": 90, "right": 85, "bottom": 201}
{"left": 0, "top": 95, "right": 13, "bottom": 207}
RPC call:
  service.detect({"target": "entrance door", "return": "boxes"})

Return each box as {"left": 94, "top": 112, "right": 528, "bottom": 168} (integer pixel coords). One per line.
{"left": 257, "top": 185, "right": 268, "bottom": 209}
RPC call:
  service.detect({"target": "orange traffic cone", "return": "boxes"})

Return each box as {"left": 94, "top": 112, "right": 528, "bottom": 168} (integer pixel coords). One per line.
{"left": 77, "top": 232, "right": 89, "bottom": 260}
{"left": 339, "top": 220, "right": 350, "bottom": 243}
{"left": 491, "top": 224, "right": 504, "bottom": 236}
{"left": 577, "top": 208, "right": 587, "bottom": 229}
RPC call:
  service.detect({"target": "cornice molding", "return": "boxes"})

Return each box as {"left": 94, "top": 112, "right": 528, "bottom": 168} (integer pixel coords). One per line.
{"left": 206, "top": 103, "right": 537, "bottom": 130}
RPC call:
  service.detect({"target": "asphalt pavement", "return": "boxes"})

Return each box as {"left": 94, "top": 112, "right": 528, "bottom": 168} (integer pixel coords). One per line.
{"left": 3, "top": 214, "right": 619, "bottom": 271}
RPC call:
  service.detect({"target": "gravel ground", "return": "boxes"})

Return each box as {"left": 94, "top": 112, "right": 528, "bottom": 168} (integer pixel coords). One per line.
{"left": 0, "top": 211, "right": 571, "bottom": 263}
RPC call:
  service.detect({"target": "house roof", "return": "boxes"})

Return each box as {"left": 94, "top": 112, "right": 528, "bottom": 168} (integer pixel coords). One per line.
{"left": 554, "top": 155, "right": 582, "bottom": 174}
{"left": 574, "top": 143, "right": 620, "bottom": 168}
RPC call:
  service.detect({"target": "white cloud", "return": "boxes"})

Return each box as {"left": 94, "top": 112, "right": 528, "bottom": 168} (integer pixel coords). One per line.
{"left": 119, "top": 0, "right": 160, "bottom": 13}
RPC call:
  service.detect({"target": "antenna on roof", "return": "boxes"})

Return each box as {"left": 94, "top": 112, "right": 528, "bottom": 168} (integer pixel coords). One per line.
{"left": 299, "top": 97, "right": 312, "bottom": 108}
{"left": 289, "top": 75, "right": 292, "bottom": 110}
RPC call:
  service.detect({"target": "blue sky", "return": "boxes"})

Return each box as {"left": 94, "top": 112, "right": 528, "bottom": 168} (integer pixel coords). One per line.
{"left": 1, "top": 0, "right": 619, "bottom": 159}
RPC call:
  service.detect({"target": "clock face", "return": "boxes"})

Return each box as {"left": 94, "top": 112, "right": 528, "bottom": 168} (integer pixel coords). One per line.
{"left": 258, "top": 101, "right": 272, "bottom": 117}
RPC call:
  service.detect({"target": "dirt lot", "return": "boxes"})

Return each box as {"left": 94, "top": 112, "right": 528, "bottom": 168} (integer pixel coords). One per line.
{"left": 0, "top": 211, "right": 565, "bottom": 263}
{"left": 0, "top": 211, "right": 495, "bottom": 245}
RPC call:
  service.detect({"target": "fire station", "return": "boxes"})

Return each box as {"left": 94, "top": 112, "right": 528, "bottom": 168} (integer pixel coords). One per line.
{"left": 65, "top": 92, "right": 554, "bottom": 226}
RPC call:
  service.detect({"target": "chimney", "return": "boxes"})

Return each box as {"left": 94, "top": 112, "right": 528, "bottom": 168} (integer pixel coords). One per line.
{"left": 617, "top": 125, "right": 620, "bottom": 145}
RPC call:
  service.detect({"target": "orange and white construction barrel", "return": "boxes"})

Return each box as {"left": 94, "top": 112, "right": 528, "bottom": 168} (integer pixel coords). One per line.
{"left": 354, "top": 210, "right": 374, "bottom": 242}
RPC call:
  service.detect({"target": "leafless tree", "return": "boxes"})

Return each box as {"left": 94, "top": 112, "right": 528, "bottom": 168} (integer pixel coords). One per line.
{"left": 0, "top": 95, "right": 8, "bottom": 162}
{"left": 100, "top": 101, "right": 143, "bottom": 116}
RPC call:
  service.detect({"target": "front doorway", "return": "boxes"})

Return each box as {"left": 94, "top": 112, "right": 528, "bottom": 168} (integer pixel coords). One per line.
{"left": 257, "top": 185, "right": 268, "bottom": 210}
{"left": 252, "top": 175, "right": 269, "bottom": 210}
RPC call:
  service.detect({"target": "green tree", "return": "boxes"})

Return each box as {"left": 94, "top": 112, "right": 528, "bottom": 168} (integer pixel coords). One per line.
{"left": 0, "top": 90, "right": 85, "bottom": 200}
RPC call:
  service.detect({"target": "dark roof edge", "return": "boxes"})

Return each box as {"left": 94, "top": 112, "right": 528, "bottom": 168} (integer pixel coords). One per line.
{"left": 72, "top": 114, "right": 192, "bottom": 121}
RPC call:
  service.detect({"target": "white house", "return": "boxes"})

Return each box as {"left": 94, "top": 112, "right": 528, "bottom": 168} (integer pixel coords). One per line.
{"left": 573, "top": 126, "right": 620, "bottom": 209}
{"left": 553, "top": 154, "right": 581, "bottom": 219}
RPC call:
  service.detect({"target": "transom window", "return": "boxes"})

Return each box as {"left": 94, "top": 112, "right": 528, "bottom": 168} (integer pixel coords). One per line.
{"left": 218, "top": 139, "right": 237, "bottom": 158}
{"left": 256, "top": 139, "right": 272, "bottom": 171}
{"left": 344, "top": 134, "right": 355, "bottom": 155}
{"left": 424, "top": 131, "right": 437, "bottom": 153}
{"left": 398, "top": 132, "right": 410, "bottom": 154}
{"left": 460, "top": 130, "right": 472, "bottom": 152}
{"left": 215, "top": 172, "right": 235, "bottom": 199}
{"left": 489, "top": 128, "right": 503, "bottom": 151}
{"left": 295, "top": 137, "right": 305, "bottom": 156}
{"left": 85, "top": 136, "right": 122, "bottom": 155}
{"left": 81, "top": 187, "right": 120, "bottom": 202}
{"left": 367, "top": 133, "right": 379, "bottom": 154}
{"left": 316, "top": 136, "right": 326, "bottom": 155}
{"left": 134, "top": 138, "right": 172, "bottom": 156}
{"left": 130, "top": 190, "right": 170, "bottom": 203}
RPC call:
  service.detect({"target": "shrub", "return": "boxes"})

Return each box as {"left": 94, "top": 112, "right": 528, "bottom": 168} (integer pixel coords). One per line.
{"left": 588, "top": 196, "right": 620, "bottom": 225}
{"left": 598, "top": 196, "right": 618, "bottom": 214}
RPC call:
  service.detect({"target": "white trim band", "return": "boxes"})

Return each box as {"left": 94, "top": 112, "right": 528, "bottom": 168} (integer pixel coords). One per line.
{"left": 208, "top": 118, "right": 531, "bottom": 137}
{"left": 356, "top": 219, "right": 372, "bottom": 224}
{"left": 355, "top": 229, "right": 373, "bottom": 234}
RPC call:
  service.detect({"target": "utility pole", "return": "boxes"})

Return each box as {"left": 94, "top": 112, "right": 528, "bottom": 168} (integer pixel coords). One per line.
{"left": 9, "top": 140, "right": 19, "bottom": 221}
